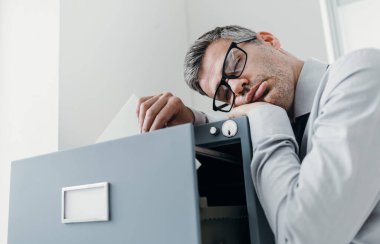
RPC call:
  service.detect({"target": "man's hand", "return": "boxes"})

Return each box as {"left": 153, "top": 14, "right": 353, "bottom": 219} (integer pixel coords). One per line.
{"left": 228, "top": 102, "right": 269, "bottom": 118}
{"left": 136, "top": 92, "right": 194, "bottom": 133}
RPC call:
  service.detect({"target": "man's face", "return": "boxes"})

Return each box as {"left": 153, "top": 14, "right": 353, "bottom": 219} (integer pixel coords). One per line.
{"left": 198, "top": 36, "right": 296, "bottom": 112}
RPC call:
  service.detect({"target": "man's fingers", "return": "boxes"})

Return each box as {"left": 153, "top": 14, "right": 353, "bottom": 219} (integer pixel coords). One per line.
{"left": 137, "top": 92, "right": 189, "bottom": 133}
{"left": 138, "top": 95, "right": 161, "bottom": 132}
{"left": 149, "top": 97, "right": 180, "bottom": 131}
{"left": 136, "top": 96, "right": 153, "bottom": 117}
{"left": 141, "top": 95, "right": 170, "bottom": 132}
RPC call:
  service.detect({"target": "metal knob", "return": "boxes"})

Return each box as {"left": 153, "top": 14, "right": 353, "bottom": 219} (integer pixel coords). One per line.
{"left": 209, "top": 126, "right": 219, "bottom": 135}
{"left": 221, "top": 120, "right": 238, "bottom": 137}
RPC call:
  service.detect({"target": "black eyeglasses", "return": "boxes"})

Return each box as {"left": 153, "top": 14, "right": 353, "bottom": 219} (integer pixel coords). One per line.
{"left": 213, "top": 37, "right": 256, "bottom": 112}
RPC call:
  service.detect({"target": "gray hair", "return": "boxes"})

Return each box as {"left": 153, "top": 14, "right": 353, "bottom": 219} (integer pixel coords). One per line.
{"left": 184, "top": 25, "right": 258, "bottom": 95}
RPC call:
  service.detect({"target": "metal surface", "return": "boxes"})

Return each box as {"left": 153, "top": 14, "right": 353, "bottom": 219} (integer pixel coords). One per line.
{"left": 194, "top": 116, "right": 275, "bottom": 244}
{"left": 8, "top": 124, "right": 201, "bottom": 244}
{"left": 209, "top": 126, "right": 219, "bottom": 135}
{"left": 221, "top": 119, "right": 238, "bottom": 137}
{"left": 61, "top": 182, "right": 109, "bottom": 223}
{"left": 195, "top": 146, "right": 241, "bottom": 167}
{"left": 8, "top": 117, "right": 274, "bottom": 244}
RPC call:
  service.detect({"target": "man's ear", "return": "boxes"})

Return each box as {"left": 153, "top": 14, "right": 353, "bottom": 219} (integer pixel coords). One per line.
{"left": 256, "top": 32, "right": 281, "bottom": 49}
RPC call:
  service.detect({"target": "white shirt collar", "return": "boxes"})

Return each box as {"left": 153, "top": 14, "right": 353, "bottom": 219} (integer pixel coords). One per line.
{"left": 293, "top": 58, "right": 329, "bottom": 119}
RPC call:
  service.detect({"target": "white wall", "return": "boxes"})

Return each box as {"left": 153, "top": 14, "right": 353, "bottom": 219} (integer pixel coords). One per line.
{"left": 59, "top": 0, "right": 328, "bottom": 148}
{"left": 0, "top": 0, "right": 59, "bottom": 243}
{"left": 338, "top": 0, "right": 380, "bottom": 53}
{"left": 59, "top": 0, "right": 191, "bottom": 149}
{"left": 186, "top": 0, "right": 328, "bottom": 115}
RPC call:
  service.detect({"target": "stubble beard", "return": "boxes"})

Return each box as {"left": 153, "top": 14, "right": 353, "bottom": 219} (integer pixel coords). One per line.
{"left": 236, "top": 45, "right": 296, "bottom": 111}
{"left": 254, "top": 59, "right": 295, "bottom": 112}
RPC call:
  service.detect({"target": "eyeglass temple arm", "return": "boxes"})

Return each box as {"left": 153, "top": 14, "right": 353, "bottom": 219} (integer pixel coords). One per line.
{"left": 236, "top": 36, "right": 257, "bottom": 44}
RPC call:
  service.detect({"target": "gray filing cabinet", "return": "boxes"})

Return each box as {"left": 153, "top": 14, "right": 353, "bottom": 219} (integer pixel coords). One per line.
{"left": 8, "top": 116, "right": 274, "bottom": 244}
{"left": 195, "top": 116, "right": 274, "bottom": 244}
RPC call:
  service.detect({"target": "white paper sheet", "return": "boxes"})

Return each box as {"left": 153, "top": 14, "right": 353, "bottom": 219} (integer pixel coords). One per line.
{"left": 97, "top": 94, "right": 140, "bottom": 143}
{"left": 96, "top": 94, "right": 201, "bottom": 169}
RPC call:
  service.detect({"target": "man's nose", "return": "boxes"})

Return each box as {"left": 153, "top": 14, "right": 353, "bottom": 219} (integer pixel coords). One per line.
{"left": 228, "top": 78, "right": 249, "bottom": 95}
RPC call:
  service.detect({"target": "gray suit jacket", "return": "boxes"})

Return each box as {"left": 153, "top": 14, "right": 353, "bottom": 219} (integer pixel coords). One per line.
{"left": 247, "top": 49, "right": 380, "bottom": 244}
{"left": 194, "top": 48, "right": 380, "bottom": 244}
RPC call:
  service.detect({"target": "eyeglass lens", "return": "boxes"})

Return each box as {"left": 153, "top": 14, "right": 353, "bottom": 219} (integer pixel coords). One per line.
{"left": 215, "top": 83, "right": 233, "bottom": 103}
{"left": 213, "top": 44, "right": 248, "bottom": 112}
{"left": 223, "top": 47, "right": 246, "bottom": 77}
{"left": 214, "top": 89, "right": 233, "bottom": 111}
